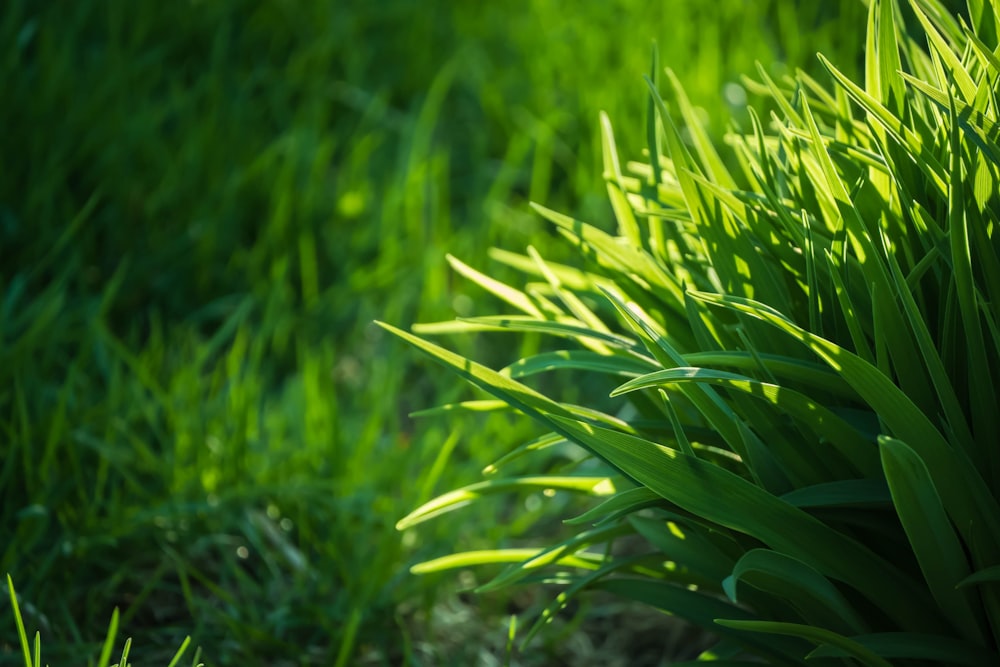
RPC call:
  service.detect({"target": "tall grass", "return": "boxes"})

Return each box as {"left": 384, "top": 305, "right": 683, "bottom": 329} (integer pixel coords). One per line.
{"left": 387, "top": 0, "right": 1000, "bottom": 664}
{"left": 3, "top": 0, "right": 868, "bottom": 663}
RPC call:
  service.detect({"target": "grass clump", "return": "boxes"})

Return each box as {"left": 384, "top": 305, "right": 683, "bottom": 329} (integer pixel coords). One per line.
{"left": 386, "top": 0, "right": 1000, "bottom": 663}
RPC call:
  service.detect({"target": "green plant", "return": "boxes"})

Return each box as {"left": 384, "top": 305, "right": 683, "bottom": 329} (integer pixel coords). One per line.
{"left": 5, "top": 575, "right": 198, "bottom": 667}
{"left": 2, "top": 1, "right": 877, "bottom": 663}
{"left": 384, "top": 0, "right": 1000, "bottom": 663}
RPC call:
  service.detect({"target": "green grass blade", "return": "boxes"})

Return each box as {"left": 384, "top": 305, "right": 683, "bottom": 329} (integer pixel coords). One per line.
{"left": 476, "top": 522, "right": 630, "bottom": 592}
{"left": 592, "top": 579, "right": 805, "bottom": 665}
{"left": 909, "top": 0, "right": 978, "bottom": 102}
{"left": 818, "top": 53, "right": 948, "bottom": 194}
{"left": 600, "top": 111, "right": 642, "bottom": 246}
{"left": 714, "top": 620, "right": 893, "bottom": 667}
{"left": 612, "top": 367, "right": 879, "bottom": 477}
{"left": 563, "top": 487, "right": 663, "bottom": 526}
{"left": 723, "top": 549, "right": 867, "bottom": 635}
{"left": 445, "top": 254, "right": 545, "bottom": 319}
{"left": 7, "top": 575, "right": 33, "bottom": 667}
{"left": 530, "top": 202, "right": 686, "bottom": 308}
{"left": 960, "top": 565, "right": 1000, "bottom": 588}
{"left": 900, "top": 72, "right": 1000, "bottom": 167}
{"left": 946, "top": 89, "right": 999, "bottom": 473}
{"left": 549, "top": 416, "right": 940, "bottom": 632}
{"left": 410, "top": 548, "right": 602, "bottom": 575}
{"left": 879, "top": 436, "right": 984, "bottom": 642}
{"left": 396, "top": 476, "right": 615, "bottom": 530}
{"left": 630, "top": 515, "right": 737, "bottom": 584}
{"left": 866, "top": 0, "right": 905, "bottom": 110}
{"left": 689, "top": 290, "right": 1000, "bottom": 550}
{"left": 415, "top": 315, "right": 639, "bottom": 349}
{"left": 779, "top": 479, "right": 891, "bottom": 508}
{"left": 95, "top": 607, "right": 120, "bottom": 667}
{"left": 662, "top": 68, "right": 737, "bottom": 189}
{"left": 410, "top": 400, "right": 510, "bottom": 417}
{"left": 808, "top": 631, "right": 999, "bottom": 665}
{"left": 502, "top": 350, "right": 656, "bottom": 379}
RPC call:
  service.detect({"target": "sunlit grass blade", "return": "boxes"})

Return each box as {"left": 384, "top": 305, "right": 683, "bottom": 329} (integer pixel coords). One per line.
{"left": 612, "top": 367, "right": 879, "bottom": 477}
{"left": 7, "top": 575, "right": 33, "bottom": 667}
{"left": 600, "top": 111, "right": 642, "bottom": 246}
{"left": 96, "top": 607, "right": 120, "bottom": 667}
{"left": 475, "top": 522, "right": 630, "bottom": 593}
{"left": 410, "top": 400, "right": 511, "bottom": 417}
{"left": 396, "top": 476, "right": 615, "bottom": 530}
{"left": 501, "top": 350, "right": 656, "bottom": 379}
{"left": 410, "top": 549, "right": 603, "bottom": 575}
{"left": 445, "top": 254, "right": 545, "bottom": 319}
{"left": 414, "top": 315, "right": 640, "bottom": 350}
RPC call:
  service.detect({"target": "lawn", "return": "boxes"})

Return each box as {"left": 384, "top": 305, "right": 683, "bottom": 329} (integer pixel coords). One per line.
{"left": 1, "top": 1, "right": 868, "bottom": 664}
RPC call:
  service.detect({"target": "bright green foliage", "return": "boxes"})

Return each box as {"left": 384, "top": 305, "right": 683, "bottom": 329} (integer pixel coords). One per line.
{"left": 0, "top": 1, "right": 875, "bottom": 664}
{"left": 388, "top": 0, "right": 1000, "bottom": 663}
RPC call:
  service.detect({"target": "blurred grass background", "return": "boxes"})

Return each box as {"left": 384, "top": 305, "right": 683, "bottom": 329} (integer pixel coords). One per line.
{"left": 1, "top": 1, "right": 867, "bottom": 664}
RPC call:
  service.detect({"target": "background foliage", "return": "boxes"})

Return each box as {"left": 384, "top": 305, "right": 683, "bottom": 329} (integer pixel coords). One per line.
{"left": 1, "top": 1, "right": 871, "bottom": 664}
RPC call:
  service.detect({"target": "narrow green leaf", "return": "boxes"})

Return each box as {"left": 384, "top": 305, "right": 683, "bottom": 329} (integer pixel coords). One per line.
{"left": 959, "top": 565, "right": 1000, "bottom": 588}
{"left": 446, "top": 254, "right": 544, "bottom": 319}
{"left": 600, "top": 288, "right": 756, "bottom": 471}
{"left": 483, "top": 432, "right": 566, "bottom": 476}
{"left": 662, "top": 68, "right": 737, "bottom": 189}
{"left": 612, "top": 367, "right": 879, "bottom": 477}
{"left": 714, "top": 619, "right": 893, "bottom": 667}
{"left": 530, "top": 202, "right": 685, "bottom": 307}
{"left": 410, "top": 549, "right": 601, "bottom": 575}
{"left": 96, "top": 607, "right": 120, "bottom": 667}
{"left": 593, "top": 579, "right": 806, "bottom": 665}
{"left": 910, "top": 0, "right": 978, "bottom": 102}
{"left": 164, "top": 637, "right": 191, "bottom": 667}
{"left": 564, "top": 486, "right": 663, "bottom": 526}
{"left": 600, "top": 111, "right": 642, "bottom": 246}
{"left": 900, "top": 72, "right": 1000, "bottom": 167}
{"left": 520, "top": 553, "right": 662, "bottom": 649}
{"left": 818, "top": 53, "right": 948, "bottom": 195}
{"left": 630, "top": 515, "right": 737, "bottom": 584}
{"left": 809, "top": 631, "right": 999, "bottom": 666}
{"left": 415, "top": 315, "right": 639, "bottom": 350}
{"left": 879, "top": 436, "right": 984, "bottom": 641}
{"left": 410, "top": 400, "right": 510, "bottom": 417}
{"left": 376, "top": 320, "right": 574, "bottom": 427}
{"left": 723, "top": 549, "right": 868, "bottom": 635}
{"left": 502, "top": 350, "right": 656, "bottom": 380}
{"left": 550, "top": 416, "right": 940, "bottom": 632}
{"left": 945, "top": 89, "right": 999, "bottom": 470}
{"left": 865, "top": 0, "right": 905, "bottom": 109}
{"left": 397, "top": 476, "right": 615, "bottom": 530}
{"left": 7, "top": 575, "right": 33, "bottom": 667}
{"left": 689, "top": 290, "right": 1000, "bottom": 551}
{"left": 477, "top": 522, "right": 630, "bottom": 592}
{"left": 780, "top": 479, "right": 891, "bottom": 508}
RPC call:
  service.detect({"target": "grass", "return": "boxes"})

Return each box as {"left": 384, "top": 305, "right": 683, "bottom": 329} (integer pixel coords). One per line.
{"left": 386, "top": 0, "right": 999, "bottom": 664}
{"left": 2, "top": 1, "right": 869, "bottom": 664}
